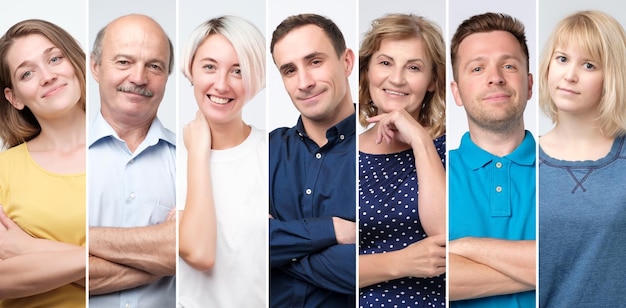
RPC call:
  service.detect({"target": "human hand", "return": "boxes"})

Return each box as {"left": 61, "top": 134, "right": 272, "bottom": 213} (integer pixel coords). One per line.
{"left": 183, "top": 111, "right": 212, "bottom": 155}
{"left": 166, "top": 208, "right": 176, "bottom": 222}
{"left": 366, "top": 109, "right": 429, "bottom": 147}
{"left": 332, "top": 217, "right": 356, "bottom": 245}
{"left": 0, "top": 206, "right": 36, "bottom": 259}
{"left": 396, "top": 234, "right": 446, "bottom": 278}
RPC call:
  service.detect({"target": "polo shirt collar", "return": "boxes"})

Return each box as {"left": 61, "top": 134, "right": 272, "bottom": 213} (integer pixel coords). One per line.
{"left": 459, "top": 130, "right": 535, "bottom": 170}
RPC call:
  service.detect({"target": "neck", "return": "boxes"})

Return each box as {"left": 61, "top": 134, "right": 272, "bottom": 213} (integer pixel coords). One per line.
{"left": 209, "top": 119, "right": 251, "bottom": 150}
{"left": 552, "top": 111, "right": 605, "bottom": 141}
{"left": 468, "top": 119, "right": 526, "bottom": 157}
{"left": 302, "top": 99, "right": 353, "bottom": 147}
{"left": 359, "top": 127, "right": 410, "bottom": 154}
{"left": 31, "top": 107, "right": 86, "bottom": 151}
{"left": 102, "top": 111, "right": 154, "bottom": 153}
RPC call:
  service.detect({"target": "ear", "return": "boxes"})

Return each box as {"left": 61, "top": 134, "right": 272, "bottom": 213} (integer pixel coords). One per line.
{"left": 90, "top": 57, "right": 100, "bottom": 83}
{"left": 527, "top": 73, "right": 533, "bottom": 100}
{"left": 450, "top": 80, "right": 463, "bottom": 107}
{"left": 4, "top": 87, "right": 24, "bottom": 110}
{"left": 342, "top": 48, "right": 355, "bottom": 77}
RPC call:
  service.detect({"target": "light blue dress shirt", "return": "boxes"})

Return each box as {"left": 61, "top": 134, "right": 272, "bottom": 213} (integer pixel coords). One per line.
{"left": 88, "top": 112, "right": 176, "bottom": 308}
{"left": 449, "top": 131, "right": 536, "bottom": 308}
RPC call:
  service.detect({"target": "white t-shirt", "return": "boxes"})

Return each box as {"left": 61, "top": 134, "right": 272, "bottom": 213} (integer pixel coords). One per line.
{"left": 178, "top": 126, "right": 267, "bottom": 308}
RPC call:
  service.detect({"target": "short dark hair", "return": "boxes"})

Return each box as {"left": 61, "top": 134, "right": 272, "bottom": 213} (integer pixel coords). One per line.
{"left": 270, "top": 13, "right": 346, "bottom": 59}
{"left": 450, "top": 12, "right": 528, "bottom": 80}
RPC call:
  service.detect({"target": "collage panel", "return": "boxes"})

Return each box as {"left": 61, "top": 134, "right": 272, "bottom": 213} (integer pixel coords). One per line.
{"left": 357, "top": 0, "right": 446, "bottom": 307}
{"left": 447, "top": 0, "right": 537, "bottom": 307}
{"left": 176, "top": 0, "right": 268, "bottom": 307}
{"left": 0, "top": 1, "right": 87, "bottom": 307}
{"left": 267, "top": 0, "right": 358, "bottom": 306}
{"left": 538, "top": 0, "right": 626, "bottom": 307}
{"left": 87, "top": 0, "right": 177, "bottom": 307}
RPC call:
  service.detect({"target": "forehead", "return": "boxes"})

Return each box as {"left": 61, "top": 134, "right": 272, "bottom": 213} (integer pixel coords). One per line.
{"left": 103, "top": 21, "right": 170, "bottom": 60}
{"left": 6, "top": 34, "right": 56, "bottom": 68}
{"left": 195, "top": 34, "right": 237, "bottom": 62}
{"left": 457, "top": 31, "right": 526, "bottom": 64}
{"left": 376, "top": 37, "right": 428, "bottom": 57}
{"left": 273, "top": 24, "right": 334, "bottom": 65}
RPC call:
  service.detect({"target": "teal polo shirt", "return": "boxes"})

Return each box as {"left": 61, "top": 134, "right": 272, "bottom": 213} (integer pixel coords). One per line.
{"left": 449, "top": 131, "right": 536, "bottom": 308}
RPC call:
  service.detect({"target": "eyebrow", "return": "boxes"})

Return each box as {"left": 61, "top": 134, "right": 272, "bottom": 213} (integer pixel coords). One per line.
{"left": 14, "top": 46, "right": 58, "bottom": 76}
{"left": 376, "top": 53, "right": 426, "bottom": 65}
{"left": 278, "top": 51, "right": 326, "bottom": 72}
{"left": 115, "top": 54, "right": 168, "bottom": 68}
{"left": 464, "top": 55, "right": 521, "bottom": 69}
{"left": 197, "top": 56, "right": 240, "bottom": 67}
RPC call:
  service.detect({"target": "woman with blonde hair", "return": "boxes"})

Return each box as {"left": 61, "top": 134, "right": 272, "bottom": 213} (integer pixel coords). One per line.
{"left": 538, "top": 10, "right": 626, "bottom": 307}
{"left": 0, "top": 19, "right": 86, "bottom": 307}
{"left": 177, "top": 15, "right": 266, "bottom": 307}
{"left": 358, "top": 13, "right": 446, "bottom": 307}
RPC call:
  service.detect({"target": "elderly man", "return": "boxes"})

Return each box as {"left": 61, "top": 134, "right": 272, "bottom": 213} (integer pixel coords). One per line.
{"left": 87, "top": 14, "right": 176, "bottom": 308}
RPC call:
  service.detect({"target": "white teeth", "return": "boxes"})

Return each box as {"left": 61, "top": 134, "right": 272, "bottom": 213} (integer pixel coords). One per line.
{"left": 209, "top": 95, "right": 230, "bottom": 105}
{"left": 384, "top": 89, "right": 407, "bottom": 96}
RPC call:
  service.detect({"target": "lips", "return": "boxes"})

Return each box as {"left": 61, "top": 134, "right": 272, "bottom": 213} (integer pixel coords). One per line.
{"left": 483, "top": 92, "right": 511, "bottom": 101}
{"left": 41, "top": 84, "right": 66, "bottom": 98}
{"left": 207, "top": 95, "right": 232, "bottom": 105}
{"left": 384, "top": 89, "right": 408, "bottom": 96}
{"left": 557, "top": 87, "right": 580, "bottom": 95}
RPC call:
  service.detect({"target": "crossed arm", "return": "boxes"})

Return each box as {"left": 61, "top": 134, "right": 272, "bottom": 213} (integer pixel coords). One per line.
{"left": 449, "top": 237, "right": 536, "bottom": 301}
{"left": 0, "top": 207, "right": 85, "bottom": 299}
{"left": 88, "top": 220, "right": 176, "bottom": 295}
{"left": 269, "top": 215, "right": 356, "bottom": 293}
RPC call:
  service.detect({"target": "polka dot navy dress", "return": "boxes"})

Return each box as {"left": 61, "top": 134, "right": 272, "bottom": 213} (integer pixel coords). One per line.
{"left": 359, "top": 135, "right": 446, "bottom": 308}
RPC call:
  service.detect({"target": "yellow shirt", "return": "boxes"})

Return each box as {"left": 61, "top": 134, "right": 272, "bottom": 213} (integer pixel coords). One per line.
{"left": 0, "top": 143, "right": 85, "bottom": 308}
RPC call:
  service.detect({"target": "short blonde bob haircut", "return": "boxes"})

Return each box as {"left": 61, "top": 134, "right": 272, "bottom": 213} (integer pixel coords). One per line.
{"left": 181, "top": 15, "right": 265, "bottom": 102}
{"left": 0, "top": 19, "right": 85, "bottom": 149}
{"left": 539, "top": 10, "right": 626, "bottom": 137}
{"left": 359, "top": 14, "right": 445, "bottom": 138}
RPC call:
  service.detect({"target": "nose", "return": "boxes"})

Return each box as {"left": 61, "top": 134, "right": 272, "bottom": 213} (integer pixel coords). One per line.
{"left": 389, "top": 66, "right": 406, "bottom": 86}
{"left": 297, "top": 69, "right": 315, "bottom": 92}
{"left": 564, "top": 64, "right": 578, "bottom": 83}
{"left": 39, "top": 66, "right": 57, "bottom": 86}
{"left": 214, "top": 72, "right": 230, "bottom": 93}
{"left": 487, "top": 67, "right": 506, "bottom": 86}
{"left": 128, "top": 65, "right": 148, "bottom": 86}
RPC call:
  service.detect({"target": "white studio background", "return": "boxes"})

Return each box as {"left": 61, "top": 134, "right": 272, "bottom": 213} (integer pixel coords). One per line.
{"left": 358, "top": 0, "right": 445, "bottom": 135}
{"left": 538, "top": 0, "right": 626, "bottom": 135}
{"left": 0, "top": 0, "right": 86, "bottom": 149}
{"left": 88, "top": 0, "right": 177, "bottom": 133}
{"left": 176, "top": 0, "right": 266, "bottom": 208}
{"left": 267, "top": 0, "right": 358, "bottom": 131}
{"left": 447, "top": 0, "right": 538, "bottom": 149}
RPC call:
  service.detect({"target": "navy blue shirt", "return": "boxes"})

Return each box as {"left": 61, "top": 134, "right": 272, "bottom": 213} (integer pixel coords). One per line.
{"left": 269, "top": 112, "right": 356, "bottom": 307}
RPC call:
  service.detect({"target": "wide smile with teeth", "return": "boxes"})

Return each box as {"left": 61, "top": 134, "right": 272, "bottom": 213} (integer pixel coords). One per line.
{"left": 384, "top": 89, "right": 408, "bottom": 96}
{"left": 208, "top": 95, "right": 232, "bottom": 105}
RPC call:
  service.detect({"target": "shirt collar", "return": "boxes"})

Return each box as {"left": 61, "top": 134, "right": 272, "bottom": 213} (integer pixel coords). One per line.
{"left": 459, "top": 130, "right": 535, "bottom": 170}
{"left": 88, "top": 111, "right": 176, "bottom": 149}
{"left": 294, "top": 108, "right": 356, "bottom": 142}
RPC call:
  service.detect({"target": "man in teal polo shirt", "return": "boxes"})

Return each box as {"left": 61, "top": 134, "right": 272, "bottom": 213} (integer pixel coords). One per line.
{"left": 448, "top": 12, "right": 536, "bottom": 308}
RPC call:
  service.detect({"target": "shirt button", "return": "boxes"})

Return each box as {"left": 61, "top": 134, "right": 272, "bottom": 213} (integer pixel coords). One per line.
{"left": 315, "top": 153, "right": 322, "bottom": 159}
{"left": 125, "top": 303, "right": 131, "bottom": 308}
{"left": 339, "top": 134, "right": 345, "bottom": 140}
{"left": 495, "top": 162, "right": 502, "bottom": 168}
{"left": 495, "top": 186, "right": 503, "bottom": 193}
{"left": 305, "top": 189, "right": 312, "bottom": 195}
{"left": 130, "top": 192, "right": 136, "bottom": 199}
{"left": 291, "top": 258, "right": 297, "bottom": 262}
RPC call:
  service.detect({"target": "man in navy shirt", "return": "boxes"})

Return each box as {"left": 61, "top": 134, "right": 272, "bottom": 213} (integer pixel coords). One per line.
{"left": 269, "top": 14, "right": 357, "bottom": 307}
